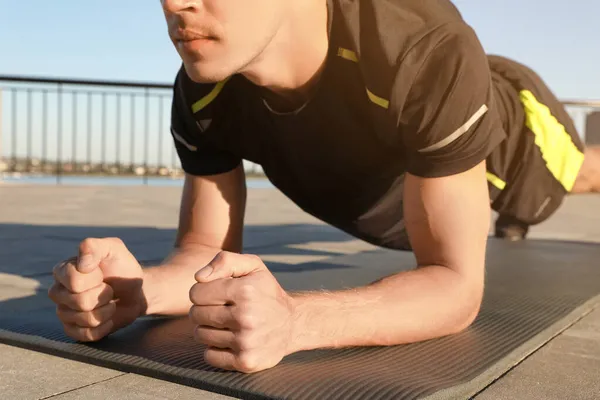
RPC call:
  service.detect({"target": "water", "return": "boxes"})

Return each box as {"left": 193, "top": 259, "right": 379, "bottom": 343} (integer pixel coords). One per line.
{"left": 1, "top": 175, "right": 275, "bottom": 189}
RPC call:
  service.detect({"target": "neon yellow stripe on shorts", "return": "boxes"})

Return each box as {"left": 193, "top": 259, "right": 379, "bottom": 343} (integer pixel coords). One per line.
{"left": 520, "top": 90, "right": 584, "bottom": 192}
{"left": 486, "top": 172, "right": 506, "bottom": 190}
{"left": 191, "top": 77, "right": 230, "bottom": 113}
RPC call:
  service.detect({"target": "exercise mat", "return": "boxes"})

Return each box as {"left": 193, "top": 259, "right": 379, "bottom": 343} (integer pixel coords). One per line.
{"left": 1, "top": 239, "right": 599, "bottom": 400}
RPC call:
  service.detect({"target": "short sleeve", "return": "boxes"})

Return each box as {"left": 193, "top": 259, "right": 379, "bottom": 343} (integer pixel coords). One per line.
{"left": 170, "top": 68, "right": 242, "bottom": 176}
{"left": 400, "top": 24, "right": 506, "bottom": 178}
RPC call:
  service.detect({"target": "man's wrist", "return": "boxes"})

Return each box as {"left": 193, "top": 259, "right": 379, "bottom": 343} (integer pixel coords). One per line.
{"left": 288, "top": 292, "right": 327, "bottom": 353}
{"left": 140, "top": 267, "right": 163, "bottom": 316}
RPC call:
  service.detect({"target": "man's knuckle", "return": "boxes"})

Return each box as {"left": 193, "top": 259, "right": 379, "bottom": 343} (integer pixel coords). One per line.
{"left": 52, "top": 262, "right": 63, "bottom": 276}
{"left": 63, "top": 324, "right": 88, "bottom": 342}
{"left": 193, "top": 326, "right": 207, "bottom": 343}
{"left": 80, "top": 328, "right": 96, "bottom": 342}
{"left": 76, "top": 295, "right": 95, "bottom": 312}
{"left": 79, "top": 238, "right": 95, "bottom": 253}
{"left": 52, "top": 260, "right": 69, "bottom": 283}
{"left": 235, "top": 333, "right": 255, "bottom": 352}
{"left": 68, "top": 277, "right": 85, "bottom": 293}
{"left": 248, "top": 254, "right": 262, "bottom": 264}
{"left": 48, "top": 284, "right": 68, "bottom": 305}
{"left": 108, "top": 237, "right": 124, "bottom": 247}
{"left": 85, "top": 325, "right": 106, "bottom": 342}
{"left": 62, "top": 323, "right": 75, "bottom": 338}
{"left": 236, "top": 311, "right": 256, "bottom": 330}
{"left": 47, "top": 284, "right": 59, "bottom": 301}
{"left": 215, "top": 251, "right": 229, "bottom": 264}
{"left": 236, "top": 352, "right": 258, "bottom": 373}
{"left": 189, "top": 306, "right": 204, "bottom": 324}
{"left": 85, "top": 313, "right": 102, "bottom": 328}
{"left": 189, "top": 285, "right": 201, "bottom": 304}
{"left": 237, "top": 284, "right": 256, "bottom": 302}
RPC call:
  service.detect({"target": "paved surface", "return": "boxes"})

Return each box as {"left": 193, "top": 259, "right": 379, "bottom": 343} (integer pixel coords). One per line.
{"left": 0, "top": 182, "right": 599, "bottom": 399}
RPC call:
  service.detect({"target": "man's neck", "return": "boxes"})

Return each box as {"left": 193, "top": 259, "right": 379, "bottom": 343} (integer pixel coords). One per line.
{"left": 240, "top": 0, "right": 330, "bottom": 102}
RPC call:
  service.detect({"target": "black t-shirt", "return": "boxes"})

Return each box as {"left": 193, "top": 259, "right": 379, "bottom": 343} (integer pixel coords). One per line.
{"left": 169, "top": 0, "right": 506, "bottom": 250}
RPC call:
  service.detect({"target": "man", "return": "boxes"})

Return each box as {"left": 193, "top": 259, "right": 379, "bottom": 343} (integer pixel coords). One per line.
{"left": 46, "top": 0, "right": 592, "bottom": 374}
{"left": 485, "top": 55, "right": 600, "bottom": 241}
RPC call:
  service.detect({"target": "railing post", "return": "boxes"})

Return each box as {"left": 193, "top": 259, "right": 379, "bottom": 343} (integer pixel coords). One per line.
{"left": 0, "top": 88, "right": 3, "bottom": 178}
{"left": 57, "top": 83, "right": 63, "bottom": 185}
{"left": 11, "top": 89, "right": 16, "bottom": 173}
{"left": 157, "top": 95, "right": 164, "bottom": 177}
{"left": 130, "top": 94, "right": 136, "bottom": 176}
{"left": 116, "top": 93, "right": 121, "bottom": 175}
{"left": 72, "top": 92, "right": 78, "bottom": 169}
{"left": 27, "top": 89, "right": 32, "bottom": 173}
{"left": 101, "top": 92, "right": 107, "bottom": 172}
{"left": 87, "top": 92, "right": 92, "bottom": 174}
{"left": 143, "top": 87, "right": 150, "bottom": 185}
{"left": 42, "top": 90, "right": 48, "bottom": 171}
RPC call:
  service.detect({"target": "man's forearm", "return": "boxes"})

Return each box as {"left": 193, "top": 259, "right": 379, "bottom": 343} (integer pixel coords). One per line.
{"left": 142, "top": 244, "right": 223, "bottom": 316}
{"left": 290, "top": 265, "right": 482, "bottom": 352}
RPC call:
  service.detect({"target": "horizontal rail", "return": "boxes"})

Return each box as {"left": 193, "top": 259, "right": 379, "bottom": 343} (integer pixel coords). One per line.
{"left": 562, "top": 100, "right": 600, "bottom": 108}
{"left": 0, "top": 75, "right": 173, "bottom": 90}
{"left": 2, "top": 75, "right": 600, "bottom": 107}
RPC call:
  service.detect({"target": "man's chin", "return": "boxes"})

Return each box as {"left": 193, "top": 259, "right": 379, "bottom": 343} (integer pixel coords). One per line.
{"left": 183, "top": 61, "right": 233, "bottom": 84}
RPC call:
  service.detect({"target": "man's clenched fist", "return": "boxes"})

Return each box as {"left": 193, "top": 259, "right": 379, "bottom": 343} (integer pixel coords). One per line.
{"left": 189, "top": 252, "right": 297, "bottom": 373}
{"left": 48, "top": 237, "right": 145, "bottom": 342}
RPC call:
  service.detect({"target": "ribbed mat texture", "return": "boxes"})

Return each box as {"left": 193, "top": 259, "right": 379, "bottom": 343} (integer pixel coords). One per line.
{"left": 1, "top": 239, "right": 599, "bottom": 400}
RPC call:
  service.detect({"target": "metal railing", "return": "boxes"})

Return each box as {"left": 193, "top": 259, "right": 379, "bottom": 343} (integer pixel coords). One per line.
{"left": 563, "top": 100, "right": 600, "bottom": 144}
{"left": 0, "top": 75, "right": 179, "bottom": 184}
{"left": 0, "top": 75, "right": 599, "bottom": 184}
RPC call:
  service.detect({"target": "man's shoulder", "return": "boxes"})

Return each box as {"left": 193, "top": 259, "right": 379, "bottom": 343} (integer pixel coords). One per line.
{"left": 331, "top": 0, "right": 470, "bottom": 63}
{"left": 487, "top": 54, "right": 539, "bottom": 83}
{"left": 330, "top": 0, "right": 484, "bottom": 110}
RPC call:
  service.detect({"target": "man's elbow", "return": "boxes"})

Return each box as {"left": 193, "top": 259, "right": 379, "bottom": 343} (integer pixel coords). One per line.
{"left": 457, "top": 296, "right": 482, "bottom": 333}
{"left": 451, "top": 277, "right": 484, "bottom": 334}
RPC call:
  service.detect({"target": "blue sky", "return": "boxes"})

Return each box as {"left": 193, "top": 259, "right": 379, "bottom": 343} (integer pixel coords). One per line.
{"left": 1, "top": 1, "right": 599, "bottom": 100}
{"left": 0, "top": 1, "right": 598, "bottom": 166}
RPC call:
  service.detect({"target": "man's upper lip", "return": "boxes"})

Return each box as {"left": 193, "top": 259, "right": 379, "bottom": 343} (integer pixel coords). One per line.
{"left": 173, "top": 29, "right": 212, "bottom": 41}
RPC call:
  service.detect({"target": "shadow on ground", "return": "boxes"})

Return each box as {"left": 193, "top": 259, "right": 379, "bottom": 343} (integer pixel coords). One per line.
{"left": 0, "top": 222, "right": 362, "bottom": 276}
{"left": 0, "top": 221, "right": 370, "bottom": 314}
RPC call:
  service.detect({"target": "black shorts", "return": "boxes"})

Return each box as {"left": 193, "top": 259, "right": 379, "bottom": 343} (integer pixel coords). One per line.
{"left": 491, "top": 77, "right": 586, "bottom": 225}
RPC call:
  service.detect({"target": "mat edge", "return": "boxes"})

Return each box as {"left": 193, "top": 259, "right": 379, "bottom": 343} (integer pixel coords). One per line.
{"left": 0, "top": 330, "right": 260, "bottom": 400}
{"left": 420, "top": 293, "right": 600, "bottom": 400}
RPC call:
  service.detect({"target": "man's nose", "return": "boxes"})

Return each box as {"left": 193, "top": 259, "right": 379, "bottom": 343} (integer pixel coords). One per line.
{"left": 161, "top": 0, "right": 198, "bottom": 14}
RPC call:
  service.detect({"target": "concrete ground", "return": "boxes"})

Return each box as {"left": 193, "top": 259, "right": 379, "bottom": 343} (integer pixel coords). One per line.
{"left": 0, "top": 182, "right": 599, "bottom": 400}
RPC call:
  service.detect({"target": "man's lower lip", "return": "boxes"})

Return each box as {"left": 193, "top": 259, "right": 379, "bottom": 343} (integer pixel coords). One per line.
{"left": 178, "top": 38, "right": 213, "bottom": 51}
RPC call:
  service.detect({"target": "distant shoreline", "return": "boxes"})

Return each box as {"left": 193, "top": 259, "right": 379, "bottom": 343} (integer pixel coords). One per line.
{"left": 0, "top": 170, "right": 266, "bottom": 179}
{"left": 0, "top": 173, "right": 273, "bottom": 188}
